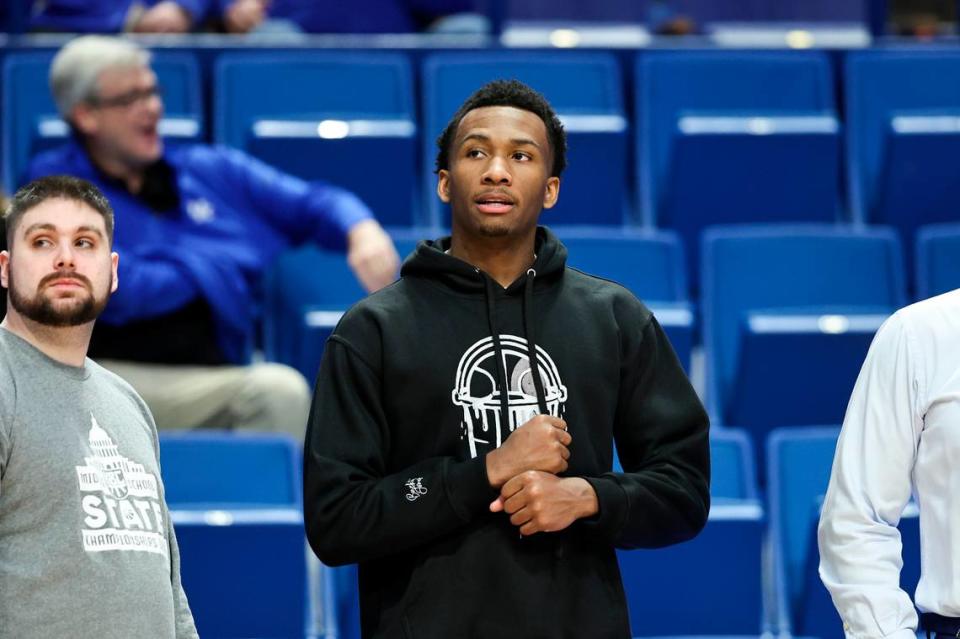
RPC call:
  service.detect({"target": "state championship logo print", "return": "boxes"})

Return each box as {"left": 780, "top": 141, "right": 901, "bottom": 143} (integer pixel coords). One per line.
{"left": 75, "top": 414, "right": 168, "bottom": 559}
{"left": 452, "top": 335, "right": 567, "bottom": 458}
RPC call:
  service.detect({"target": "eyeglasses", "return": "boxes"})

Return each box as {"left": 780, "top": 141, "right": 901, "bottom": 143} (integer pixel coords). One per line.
{"left": 88, "top": 86, "right": 162, "bottom": 109}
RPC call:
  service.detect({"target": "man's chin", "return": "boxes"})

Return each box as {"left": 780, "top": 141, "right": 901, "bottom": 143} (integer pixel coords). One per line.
{"left": 36, "top": 300, "right": 100, "bottom": 327}
{"left": 11, "top": 295, "right": 105, "bottom": 328}
{"left": 477, "top": 224, "right": 511, "bottom": 238}
{"left": 141, "top": 150, "right": 162, "bottom": 166}
{"left": 135, "top": 139, "right": 163, "bottom": 166}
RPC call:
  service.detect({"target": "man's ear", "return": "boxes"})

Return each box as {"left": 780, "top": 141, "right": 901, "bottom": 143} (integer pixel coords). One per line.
{"left": 542, "top": 176, "right": 560, "bottom": 210}
{"left": 70, "top": 105, "right": 98, "bottom": 137}
{"left": 437, "top": 169, "right": 451, "bottom": 204}
{"left": 0, "top": 250, "right": 9, "bottom": 290}
{"left": 109, "top": 252, "right": 119, "bottom": 294}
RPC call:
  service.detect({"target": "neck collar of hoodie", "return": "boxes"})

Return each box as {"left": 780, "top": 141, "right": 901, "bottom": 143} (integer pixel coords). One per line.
{"left": 400, "top": 226, "right": 567, "bottom": 295}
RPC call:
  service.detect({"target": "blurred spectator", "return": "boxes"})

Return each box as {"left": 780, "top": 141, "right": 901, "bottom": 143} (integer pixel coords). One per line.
{"left": 29, "top": 0, "right": 207, "bottom": 33}
{"left": 28, "top": 0, "right": 483, "bottom": 34}
{"left": 648, "top": 1, "right": 697, "bottom": 36}
{"left": 26, "top": 36, "right": 400, "bottom": 438}
{"left": 216, "top": 0, "right": 481, "bottom": 34}
{"left": 891, "top": 0, "right": 956, "bottom": 36}
{"left": 867, "top": 0, "right": 957, "bottom": 36}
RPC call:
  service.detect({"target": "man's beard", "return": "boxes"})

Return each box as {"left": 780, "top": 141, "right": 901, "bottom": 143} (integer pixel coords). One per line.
{"left": 7, "top": 268, "right": 111, "bottom": 327}
{"left": 476, "top": 217, "right": 511, "bottom": 237}
{"left": 478, "top": 225, "right": 510, "bottom": 238}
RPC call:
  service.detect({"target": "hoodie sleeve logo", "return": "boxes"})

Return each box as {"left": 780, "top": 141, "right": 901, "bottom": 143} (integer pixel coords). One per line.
{"left": 404, "top": 477, "right": 428, "bottom": 502}
{"left": 452, "top": 335, "right": 567, "bottom": 459}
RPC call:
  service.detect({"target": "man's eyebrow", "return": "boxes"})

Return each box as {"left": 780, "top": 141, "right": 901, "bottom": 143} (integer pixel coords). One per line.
{"left": 458, "top": 132, "right": 490, "bottom": 146}
{"left": 510, "top": 137, "right": 541, "bottom": 149}
{"left": 22, "top": 223, "right": 104, "bottom": 239}
{"left": 21, "top": 222, "right": 56, "bottom": 237}
{"left": 76, "top": 225, "right": 105, "bottom": 239}
{"left": 457, "top": 132, "right": 543, "bottom": 150}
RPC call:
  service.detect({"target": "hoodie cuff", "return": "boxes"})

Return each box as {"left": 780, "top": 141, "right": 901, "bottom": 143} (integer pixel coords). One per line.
{"left": 579, "top": 476, "right": 629, "bottom": 541}
{"left": 443, "top": 456, "right": 498, "bottom": 522}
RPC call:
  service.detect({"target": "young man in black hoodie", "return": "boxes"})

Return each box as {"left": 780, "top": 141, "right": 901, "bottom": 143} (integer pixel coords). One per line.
{"left": 304, "top": 79, "right": 711, "bottom": 638}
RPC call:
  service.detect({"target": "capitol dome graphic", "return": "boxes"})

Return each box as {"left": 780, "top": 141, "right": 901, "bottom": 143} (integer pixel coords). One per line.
{"left": 87, "top": 415, "right": 129, "bottom": 500}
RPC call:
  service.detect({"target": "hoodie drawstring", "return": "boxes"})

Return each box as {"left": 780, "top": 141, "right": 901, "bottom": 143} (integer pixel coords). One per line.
{"left": 484, "top": 276, "right": 512, "bottom": 432}
{"left": 482, "top": 267, "right": 550, "bottom": 431}
{"left": 522, "top": 269, "right": 549, "bottom": 415}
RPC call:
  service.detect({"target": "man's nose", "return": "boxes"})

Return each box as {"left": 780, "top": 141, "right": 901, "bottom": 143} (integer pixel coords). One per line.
{"left": 146, "top": 91, "right": 164, "bottom": 117}
{"left": 482, "top": 156, "right": 512, "bottom": 185}
{"left": 54, "top": 243, "right": 76, "bottom": 269}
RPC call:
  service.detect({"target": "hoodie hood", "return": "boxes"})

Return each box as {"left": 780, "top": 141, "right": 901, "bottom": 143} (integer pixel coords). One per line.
{"left": 400, "top": 226, "right": 568, "bottom": 295}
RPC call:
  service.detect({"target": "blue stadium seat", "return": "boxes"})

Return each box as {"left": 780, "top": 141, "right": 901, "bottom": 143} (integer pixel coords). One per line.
{"left": 637, "top": 51, "right": 841, "bottom": 292}
{"left": 554, "top": 226, "right": 694, "bottom": 371}
{"left": 263, "top": 231, "right": 423, "bottom": 381}
{"left": 767, "top": 427, "right": 840, "bottom": 637}
{"left": 2, "top": 50, "right": 203, "bottom": 193}
{"left": 214, "top": 52, "right": 417, "bottom": 227}
{"left": 160, "top": 432, "right": 301, "bottom": 509}
{"left": 158, "top": 432, "right": 311, "bottom": 638}
{"left": 702, "top": 225, "right": 906, "bottom": 456}
{"left": 846, "top": 51, "right": 960, "bottom": 275}
{"left": 422, "top": 52, "right": 628, "bottom": 227}
{"left": 708, "top": 428, "right": 759, "bottom": 501}
{"left": 767, "top": 427, "right": 920, "bottom": 638}
{"left": 263, "top": 245, "right": 365, "bottom": 382}
{"left": 617, "top": 428, "right": 764, "bottom": 636}
{"left": 917, "top": 223, "right": 960, "bottom": 300}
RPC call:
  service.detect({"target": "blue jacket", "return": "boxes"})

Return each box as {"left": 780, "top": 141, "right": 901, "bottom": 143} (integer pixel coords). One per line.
{"left": 27, "top": 141, "right": 372, "bottom": 363}
{"left": 29, "top": 0, "right": 210, "bottom": 33}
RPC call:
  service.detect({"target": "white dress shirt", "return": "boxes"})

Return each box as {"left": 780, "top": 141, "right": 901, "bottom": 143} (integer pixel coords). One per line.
{"left": 819, "top": 288, "right": 960, "bottom": 639}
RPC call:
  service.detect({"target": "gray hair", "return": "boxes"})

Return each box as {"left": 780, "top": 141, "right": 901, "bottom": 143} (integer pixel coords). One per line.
{"left": 50, "top": 35, "right": 152, "bottom": 120}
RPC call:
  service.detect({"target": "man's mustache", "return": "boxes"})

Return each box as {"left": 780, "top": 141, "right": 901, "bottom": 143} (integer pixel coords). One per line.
{"left": 39, "top": 270, "right": 93, "bottom": 290}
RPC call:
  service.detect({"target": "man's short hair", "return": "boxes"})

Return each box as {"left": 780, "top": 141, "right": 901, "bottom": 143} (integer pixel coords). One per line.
{"left": 434, "top": 79, "right": 568, "bottom": 178}
{"left": 4, "top": 176, "right": 115, "bottom": 247}
{"left": 50, "top": 35, "right": 151, "bottom": 120}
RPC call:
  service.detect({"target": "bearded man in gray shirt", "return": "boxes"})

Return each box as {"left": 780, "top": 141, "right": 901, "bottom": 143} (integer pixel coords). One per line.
{"left": 0, "top": 175, "right": 197, "bottom": 638}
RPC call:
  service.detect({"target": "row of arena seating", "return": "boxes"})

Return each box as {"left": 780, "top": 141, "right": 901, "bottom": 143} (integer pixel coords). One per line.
{"left": 159, "top": 425, "right": 907, "bottom": 639}
{"left": 268, "top": 223, "right": 959, "bottom": 445}
{"left": 5, "top": 48, "right": 960, "bottom": 278}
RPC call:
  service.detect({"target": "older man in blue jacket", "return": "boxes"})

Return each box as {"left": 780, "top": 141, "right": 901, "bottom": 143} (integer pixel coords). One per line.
{"left": 27, "top": 35, "right": 399, "bottom": 438}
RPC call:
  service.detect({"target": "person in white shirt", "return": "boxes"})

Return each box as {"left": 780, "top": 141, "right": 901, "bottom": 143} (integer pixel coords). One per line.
{"left": 819, "top": 288, "right": 960, "bottom": 638}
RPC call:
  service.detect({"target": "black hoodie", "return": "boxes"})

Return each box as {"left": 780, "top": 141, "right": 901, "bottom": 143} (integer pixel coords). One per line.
{"left": 304, "top": 226, "right": 710, "bottom": 639}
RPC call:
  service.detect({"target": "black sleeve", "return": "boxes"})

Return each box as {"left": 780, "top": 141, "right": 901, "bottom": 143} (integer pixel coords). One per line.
{"left": 580, "top": 314, "right": 711, "bottom": 549}
{"left": 303, "top": 336, "right": 496, "bottom": 566}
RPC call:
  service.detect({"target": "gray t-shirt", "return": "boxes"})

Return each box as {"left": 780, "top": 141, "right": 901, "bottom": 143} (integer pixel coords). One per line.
{"left": 0, "top": 327, "right": 198, "bottom": 639}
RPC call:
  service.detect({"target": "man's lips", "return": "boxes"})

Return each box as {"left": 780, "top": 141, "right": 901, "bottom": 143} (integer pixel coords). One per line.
{"left": 47, "top": 279, "right": 84, "bottom": 288}
{"left": 138, "top": 122, "right": 159, "bottom": 138}
{"left": 40, "top": 272, "right": 91, "bottom": 292}
{"left": 474, "top": 193, "right": 516, "bottom": 215}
